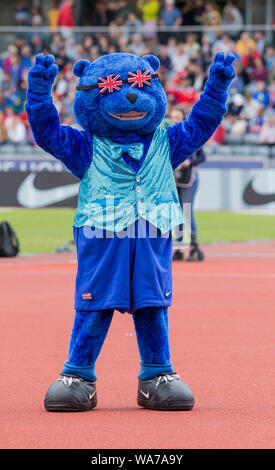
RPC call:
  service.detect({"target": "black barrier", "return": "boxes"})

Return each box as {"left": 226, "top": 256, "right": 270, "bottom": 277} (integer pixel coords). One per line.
{"left": 0, "top": 171, "right": 79, "bottom": 208}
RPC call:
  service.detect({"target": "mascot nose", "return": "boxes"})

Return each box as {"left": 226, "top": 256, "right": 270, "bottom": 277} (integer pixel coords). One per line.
{"left": 126, "top": 93, "right": 138, "bottom": 104}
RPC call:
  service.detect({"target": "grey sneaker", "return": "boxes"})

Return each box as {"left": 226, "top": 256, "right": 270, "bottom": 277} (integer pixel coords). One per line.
{"left": 44, "top": 375, "right": 97, "bottom": 412}
{"left": 137, "top": 373, "right": 194, "bottom": 411}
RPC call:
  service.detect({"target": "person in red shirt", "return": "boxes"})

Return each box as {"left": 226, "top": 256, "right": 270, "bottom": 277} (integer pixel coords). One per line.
{"left": 167, "top": 77, "right": 198, "bottom": 110}
{"left": 58, "top": 0, "right": 75, "bottom": 27}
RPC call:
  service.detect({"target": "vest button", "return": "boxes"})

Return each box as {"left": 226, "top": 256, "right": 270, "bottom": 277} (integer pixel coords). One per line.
{"left": 138, "top": 209, "right": 143, "bottom": 215}
{"left": 136, "top": 187, "right": 140, "bottom": 193}
{"left": 136, "top": 176, "right": 140, "bottom": 182}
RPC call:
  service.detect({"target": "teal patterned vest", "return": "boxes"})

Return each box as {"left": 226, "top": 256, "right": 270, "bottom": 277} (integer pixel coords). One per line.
{"left": 73, "top": 126, "right": 183, "bottom": 233}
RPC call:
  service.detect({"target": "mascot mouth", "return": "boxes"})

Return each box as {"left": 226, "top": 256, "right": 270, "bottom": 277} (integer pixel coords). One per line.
{"left": 108, "top": 111, "right": 148, "bottom": 120}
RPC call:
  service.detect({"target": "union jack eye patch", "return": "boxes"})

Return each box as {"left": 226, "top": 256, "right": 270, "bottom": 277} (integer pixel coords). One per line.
{"left": 76, "top": 69, "right": 159, "bottom": 93}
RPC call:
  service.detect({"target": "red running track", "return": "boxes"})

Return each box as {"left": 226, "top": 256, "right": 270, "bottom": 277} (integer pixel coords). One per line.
{"left": 0, "top": 240, "right": 275, "bottom": 449}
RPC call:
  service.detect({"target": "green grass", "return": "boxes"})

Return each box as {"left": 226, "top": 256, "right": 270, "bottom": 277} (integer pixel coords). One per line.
{"left": 196, "top": 211, "right": 275, "bottom": 244}
{"left": 0, "top": 209, "right": 274, "bottom": 253}
{"left": 0, "top": 208, "right": 75, "bottom": 254}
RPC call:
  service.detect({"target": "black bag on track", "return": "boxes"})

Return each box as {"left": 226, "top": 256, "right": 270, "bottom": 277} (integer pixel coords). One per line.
{"left": 0, "top": 221, "right": 19, "bottom": 257}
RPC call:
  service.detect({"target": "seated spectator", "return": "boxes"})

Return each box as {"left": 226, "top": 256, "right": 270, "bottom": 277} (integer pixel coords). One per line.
{"left": 20, "top": 44, "right": 32, "bottom": 69}
{"left": 265, "top": 46, "right": 275, "bottom": 71}
{"left": 251, "top": 56, "right": 268, "bottom": 83}
{"left": 222, "top": 1, "right": 243, "bottom": 38}
{"left": 91, "top": 1, "right": 108, "bottom": 26}
{"left": 185, "top": 60, "right": 204, "bottom": 91}
{"left": 128, "top": 34, "right": 145, "bottom": 56}
{"left": 228, "top": 68, "right": 245, "bottom": 95}
{"left": 6, "top": 90, "right": 25, "bottom": 114}
{"left": 227, "top": 93, "right": 245, "bottom": 116}
{"left": 0, "top": 70, "right": 17, "bottom": 100}
{"left": 54, "top": 71, "right": 68, "bottom": 98}
{"left": 50, "top": 33, "right": 64, "bottom": 55}
{"left": 200, "top": 34, "right": 212, "bottom": 69}
{"left": 30, "top": 34, "right": 44, "bottom": 55}
{"left": 47, "top": 1, "right": 60, "bottom": 28}
{"left": 81, "top": 35, "right": 95, "bottom": 56}
{"left": 181, "top": 0, "right": 205, "bottom": 26}
{"left": 158, "top": 44, "right": 173, "bottom": 73}
{"left": 242, "top": 46, "right": 262, "bottom": 77}
{"left": 31, "top": 6, "right": 43, "bottom": 26}
{"left": 254, "top": 30, "right": 266, "bottom": 54}
{"left": 236, "top": 32, "right": 256, "bottom": 57}
{"left": 58, "top": 0, "right": 75, "bottom": 27}
{"left": 14, "top": 0, "right": 31, "bottom": 26}
{"left": 213, "top": 34, "right": 235, "bottom": 54}
{"left": 169, "top": 42, "right": 189, "bottom": 73}
{"left": 230, "top": 117, "right": 247, "bottom": 135}
{"left": 5, "top": 107, "right": 26, "bottom": 144}
{"left": 124, "top": 11, "right": 142, "bottom": 39}
{"left": 159, "top": 0, "right": 182, "bottom": 27}
{"left": 9, "top": 52, "right": 24, "bottom": 85}
{"left": 248, "top": 107, "right": 265, "bottom": 133}
{"left": 137, "top": 0, "right": 160, "bottom": 39}
{"left": 259, "top": 114, "right": 275, "bottom": 144}
{"left": 167, "top": 77, "right": 198, "bottom": 109}
{"left": 2, "top": 45, "right": 19, "bottom": 73}
{"left": 201, "top": 1, "right": 222, "bottom": 44}
{"left": 183, "top": 34, "right": 200, "bottom": 58}
{"left": 112, "top": 0, "right": 129, "bottom": 23}
{"left": 55, "top": 46, "right": 70, "bottom": 71}
{"left": 97, "top": 36, "right": 110, "bottom": 55}
{"left": 117, "top": 35, "right": 130, "bottom": 53}
{"left": 252, "top": 81, "right": 270, "bottom": 108}
{"left": 240, "top": 93, "right": 262, "bottom": 120}
{"left": 14, "top": 36, "right": 26, "bottom": 54}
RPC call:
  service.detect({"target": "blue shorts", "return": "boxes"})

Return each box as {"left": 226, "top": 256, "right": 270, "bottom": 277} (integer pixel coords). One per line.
{"left": 73, "top": 219, "right": 173, "bottom": 313}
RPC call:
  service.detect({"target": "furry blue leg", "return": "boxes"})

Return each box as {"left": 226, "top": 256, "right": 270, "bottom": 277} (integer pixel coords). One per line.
{"left": 61, "top": 309, "right": 114, "bottom": 381}
{"left": 133, "top": 306, "right": 174, "bottom": 380}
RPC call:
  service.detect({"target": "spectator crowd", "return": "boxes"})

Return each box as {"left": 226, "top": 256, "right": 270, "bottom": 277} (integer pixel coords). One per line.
{"left": 1, "top": 0, "right": 275, "bottom": 148}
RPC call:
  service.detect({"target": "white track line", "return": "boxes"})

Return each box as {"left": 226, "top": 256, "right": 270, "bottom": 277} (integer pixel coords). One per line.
{"left": 174, "top": 272, "right": 275, "bottom": 279}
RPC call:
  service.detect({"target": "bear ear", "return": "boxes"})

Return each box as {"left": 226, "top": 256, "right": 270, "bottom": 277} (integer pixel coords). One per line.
{"left": 73, "top": 59, "right": 91, "bottom": 78}
{"left": 142, "top": 54, "right": 160, "bottom": 72}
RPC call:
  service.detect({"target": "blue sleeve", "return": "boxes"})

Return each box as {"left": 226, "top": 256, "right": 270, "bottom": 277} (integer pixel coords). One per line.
{"left": 167, "top": 88, "right": 227, "bottom": 170}
{"left": 25, "top": 98, "right": 93, "bottom": 179}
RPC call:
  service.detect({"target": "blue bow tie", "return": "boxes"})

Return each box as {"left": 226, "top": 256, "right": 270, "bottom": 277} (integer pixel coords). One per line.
{"left": 110, "top": 142, "right": 144, "bottom": 161}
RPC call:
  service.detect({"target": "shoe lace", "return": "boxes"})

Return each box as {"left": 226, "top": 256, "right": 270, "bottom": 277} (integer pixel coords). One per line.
{"left": 155, "top": 373, "right": 180, "bottom": 389}
{"left": 58, "top": 376, "right": 81, "bottom": 388}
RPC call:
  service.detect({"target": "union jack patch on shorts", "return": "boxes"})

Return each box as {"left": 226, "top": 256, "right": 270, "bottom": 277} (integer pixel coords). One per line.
{"left": 82, "top": 293, "right": 93, "bottom": 300}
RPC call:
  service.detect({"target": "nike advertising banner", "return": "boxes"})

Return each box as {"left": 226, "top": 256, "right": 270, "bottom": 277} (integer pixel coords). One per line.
{"left": 0, "top": 160, "right": 275, "bottom": 210}
{"left": 0, "top": 169, "right": 79, "bottom": 208}
{"left": 196, "top": 168, "right": 275, "bottom": 211}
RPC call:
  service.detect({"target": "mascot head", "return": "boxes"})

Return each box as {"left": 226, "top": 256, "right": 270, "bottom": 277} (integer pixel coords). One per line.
{"left": 73, "top": 53, "right": 167, "bottom": 137}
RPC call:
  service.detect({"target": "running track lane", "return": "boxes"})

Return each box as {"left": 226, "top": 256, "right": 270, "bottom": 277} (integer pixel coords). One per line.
{"left": 0, "top": 241, "right": 275, "bottom": 449}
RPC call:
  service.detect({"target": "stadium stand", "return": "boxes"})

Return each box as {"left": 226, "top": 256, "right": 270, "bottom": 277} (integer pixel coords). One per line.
{"left": 0, "top": 0, "right": 275, "bottom": 162}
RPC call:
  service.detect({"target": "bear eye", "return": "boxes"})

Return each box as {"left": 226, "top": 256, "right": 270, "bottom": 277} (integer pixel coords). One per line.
{"left": 98, "top": 74, "right": 123, "bottom": 94}
{"left": 127, "top": 70, "right": 152, "bottom": 88}
{"left": 75, "top": 71, "right": 159, "bottom": 92}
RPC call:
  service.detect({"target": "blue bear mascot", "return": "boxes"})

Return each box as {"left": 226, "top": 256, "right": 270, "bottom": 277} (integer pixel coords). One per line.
{"left": 26, "top": 51, "right": 235, "bottom": 411}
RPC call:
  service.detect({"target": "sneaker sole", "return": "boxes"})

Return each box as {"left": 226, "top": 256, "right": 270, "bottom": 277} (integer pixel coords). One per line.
{"left": 137, "top": 398, "right": 194, "bottom": 411}
{"left": 44, "top": 400, "right": 97, "bottom": 412}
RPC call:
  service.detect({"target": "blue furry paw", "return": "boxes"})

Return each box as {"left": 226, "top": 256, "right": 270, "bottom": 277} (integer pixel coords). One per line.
{"left": 207, "top": 52, "right": 236, "bottom": 94}
{"left": 27, "top": 53, "right": 58, "bottom": 96}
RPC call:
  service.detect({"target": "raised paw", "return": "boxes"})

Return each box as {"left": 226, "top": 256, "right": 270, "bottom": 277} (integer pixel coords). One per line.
{"left": 208, "top": 52, "right": 236, "bottom": 92}
{"left": 27, "top": 53, "right": 58, "bottom": 95}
